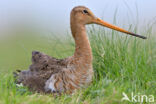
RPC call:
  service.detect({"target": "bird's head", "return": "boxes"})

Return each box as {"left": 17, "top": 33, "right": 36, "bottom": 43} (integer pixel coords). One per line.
{"left": 71, "top": 6, "right": 147, "bottom": 39}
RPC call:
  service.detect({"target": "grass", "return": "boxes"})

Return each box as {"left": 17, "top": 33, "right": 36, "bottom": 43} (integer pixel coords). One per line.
{"left": 0, "top": 23, "right": 155, "bottom": 104}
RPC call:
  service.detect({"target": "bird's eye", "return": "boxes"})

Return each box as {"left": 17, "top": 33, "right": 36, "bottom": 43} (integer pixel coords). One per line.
{"left": 83, "top": 10, "right": 89, "bottom": 14}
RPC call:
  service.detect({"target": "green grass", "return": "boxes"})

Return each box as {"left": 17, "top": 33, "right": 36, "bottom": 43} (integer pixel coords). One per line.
{"left": 0, "top": 24, "right": 155, "bottom": 104}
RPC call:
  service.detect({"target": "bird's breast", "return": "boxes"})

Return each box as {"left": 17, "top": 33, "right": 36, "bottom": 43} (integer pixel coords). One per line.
{"left": 44, "top": 65, "right": 93, "bottom": 94}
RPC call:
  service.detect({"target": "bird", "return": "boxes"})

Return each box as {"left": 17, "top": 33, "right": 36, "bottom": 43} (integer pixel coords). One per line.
{"left": 14, "top": 6, "right": 146, "bottom": 94}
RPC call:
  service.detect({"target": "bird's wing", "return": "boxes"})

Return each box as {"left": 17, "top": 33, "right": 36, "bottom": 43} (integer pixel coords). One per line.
{"left": 30, "top": 51, "right": 68, "bottom": 72}
{"left": 13, "top": 51, "right": 69, "bottom": 92}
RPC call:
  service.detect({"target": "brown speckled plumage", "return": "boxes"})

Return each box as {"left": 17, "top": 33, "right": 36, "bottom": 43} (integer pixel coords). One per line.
{"left": 16, "top": 50, "right": 93, "bottom": 94}
{"left": 16, "top": 51, "right": 70, "bottom": 93}
{"left": 14, "top": 6, "right": 146, "bottom": 95}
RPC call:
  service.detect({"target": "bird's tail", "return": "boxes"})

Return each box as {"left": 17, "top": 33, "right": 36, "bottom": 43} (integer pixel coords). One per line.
{"left": 13, "top": 69, "right": 21, "bottom": 84}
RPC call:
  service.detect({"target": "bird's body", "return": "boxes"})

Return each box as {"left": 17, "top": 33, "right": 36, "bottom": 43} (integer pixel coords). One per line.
{"left": 14, "top": 6, "right": 146, "bottom": 94}
{"left": 17, "top": 51, "right": 93, "bottom": 94}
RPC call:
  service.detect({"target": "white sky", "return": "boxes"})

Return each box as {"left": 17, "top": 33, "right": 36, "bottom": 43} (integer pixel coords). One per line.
{"left": 0, "top": 0, "right": 156, "bottom": 35}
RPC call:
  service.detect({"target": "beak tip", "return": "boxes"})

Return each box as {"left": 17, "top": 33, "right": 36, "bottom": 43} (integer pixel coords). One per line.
{"left": 138, "top": 35, "right": 147, "bottom": 39}
{"left": 130, "top": 33, "right": 147, "bottom": 39}
{"left": 139, "top": 35, "right": 147, "bottom": 39}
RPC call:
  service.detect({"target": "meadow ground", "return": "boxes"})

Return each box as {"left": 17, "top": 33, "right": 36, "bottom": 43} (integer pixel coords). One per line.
{"left": 0, "top": 24, "right": 155, "bottom": 104}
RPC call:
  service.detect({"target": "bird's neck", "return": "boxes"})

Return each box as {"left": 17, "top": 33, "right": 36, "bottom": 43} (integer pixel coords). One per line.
{"left": 70, "top": 21, "right": 93, "bottom": 64}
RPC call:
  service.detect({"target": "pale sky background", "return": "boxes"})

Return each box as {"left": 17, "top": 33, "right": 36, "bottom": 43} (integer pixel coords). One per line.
{"left": 0, "top": 0, "right": 156, "bottom": 36}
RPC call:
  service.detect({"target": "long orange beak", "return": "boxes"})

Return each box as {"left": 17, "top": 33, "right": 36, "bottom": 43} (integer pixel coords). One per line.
{"left": 94, "top": 18, "right": 147, "bottom": 39}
